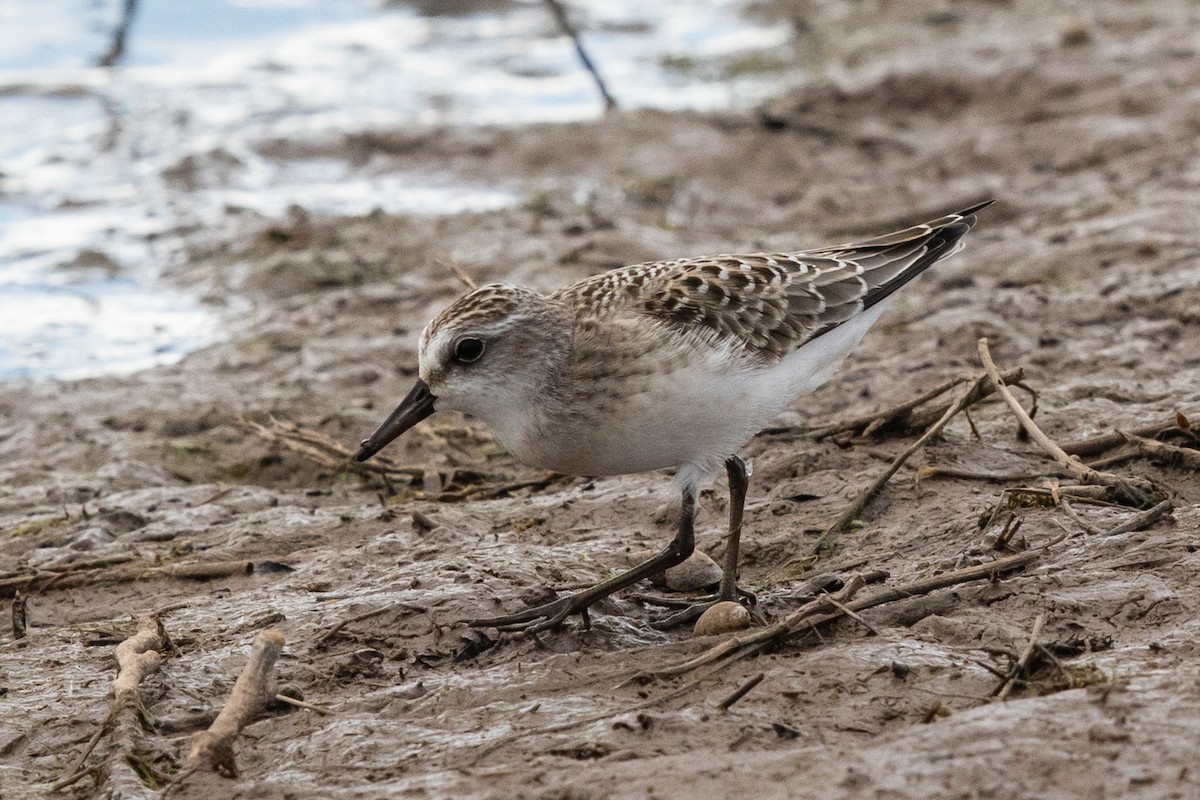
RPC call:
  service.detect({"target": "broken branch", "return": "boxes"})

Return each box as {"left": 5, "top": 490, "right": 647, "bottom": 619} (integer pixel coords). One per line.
{"left": 977, "top": 339, "right": 1159, "bottom": 508}
{"left": 1104, "top": 498, "right": 1174, "bottom": 537}
{"left": 807, "top": 366, "right": 1007, "bottom": 557}
{"left": 544, "top": 0, "right": 618, "bottom": 111}
{"left": 1119, "top": 431, "right": 1200, "bottom": 471}
{"left": 647, "top": 551, "right": 1037, "bottom": 680}
{"left": 1060, "top": 418, "right": 1195, "bottom": 458}
{"left": 809, "top": 368, "right": 1023, "bottom": 440}
{"left": 108, "top": 615, "right": 169, "bottom": 796}
{"left": 996, "top": 612, "right": 1045, "bottom": 701}
{"left": 181, "top": 629, "right": 286, "bottom": 779}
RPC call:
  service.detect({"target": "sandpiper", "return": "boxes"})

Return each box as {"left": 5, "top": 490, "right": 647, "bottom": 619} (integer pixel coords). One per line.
{"left": 356, "top": 201, "right": 991, "bottom": 633}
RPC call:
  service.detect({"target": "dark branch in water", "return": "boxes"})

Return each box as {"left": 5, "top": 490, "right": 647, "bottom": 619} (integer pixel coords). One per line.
{"left": 543, "top": 0, "right": 618, "bottom": 111}
{"left": 98, "top": 0, "right": 140, "bottom": 68}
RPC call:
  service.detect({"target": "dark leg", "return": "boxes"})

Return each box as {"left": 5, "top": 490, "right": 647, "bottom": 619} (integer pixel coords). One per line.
{"left": 718, "top": 455, "right": 749, "bottom": 602}
{"left": 466, "top": 488, "right": 697, "bottom": 634}
{"left": 644, "top": 456, "right": 755, "bottom": 630}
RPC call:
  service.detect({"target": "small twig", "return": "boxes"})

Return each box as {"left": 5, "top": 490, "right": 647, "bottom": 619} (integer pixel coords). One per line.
{"left": 543, "top": 0, "right": 618, "bottom": 111}
{"left": 48, "top": 767, "right": 98, "bottom": 793}
{"left": 807, "top": 367, "right": 1003, "bottom": 557}
{"left": 650, "top": 551, "right": 1037, "bottom": 680}
{"left": 1060, "top": 418, "right": 1194, "bottom": 457}
{"left": 977, "top": 339, "right": 1158, "bottom": 508}
{"left": 1059, "top": 499, "right": 1103, "bottom": 536}
{"left": 67, "top": 726, "right": 106, "bottom": 778}
{"left": 971, "top": 658, "right": 1011, "bottom": 680}
{"left": 1, "top": 557, "right": 268, "bottom": 599}
{"left": 164, "top": 561, "right": 254, "bottom": 580}
{"left": 314, "top": 601, "right": 425, "bottom": 648}
{"left": 439, "top": 258, "right": 478, "bottom": 291}
{"left": 180, "top": 629, "right": 286, "bottom": 779}
{"left": 808, "top": 369, "right": 1023, "bottom": 440}
{"left": 11, "top": 591, "right": 27, "bottom": 639}
{"left": 472, "top": 670, "right": 714, "bottom": 764}
{"left": 1104, "top": 499, "right": 1174, "bottom": 537}
{"left": 97, "top": 0, "right": 138, "bottom": 67}
{"left": 237, "top": 415, "right": 424, "bottom": 482}
{"left": 273, "top": 693, "right": 331, "bottom": 716}
{"left": 196, "top": 486, "right": 235, "bottom": 506}
{"left": 820, "top": 593, "right": 882, "bottom": 637}
{"left": 637, "top": 576, "right": 868, "bottom": 680}
{"left": 1119, "top": 431, "right": 1200, "bottom": 471}
{"left": 809, "top": 374, "right": 971, "bottom": 439}
{"left": 996, "top": 515, "right": 1023, "bottom": 548}
{"left": 717, "top": 672, "right": 765, "bottom": 710}
{"left": 996, "top": 612, "right": 1045, "bottom": 701}
{"left": 917, "top": 466, "right": 1069, "bottom": 482}
{"left": 105, "top": 615, "right": 168, "bottom": 795}
{"left": 436, "top": 472, "right": 565, "bottom": 502}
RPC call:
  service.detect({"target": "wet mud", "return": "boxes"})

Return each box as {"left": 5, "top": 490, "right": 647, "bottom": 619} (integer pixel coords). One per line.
{"left": 2, "top": 1, "right": 1199, "bottom": 798}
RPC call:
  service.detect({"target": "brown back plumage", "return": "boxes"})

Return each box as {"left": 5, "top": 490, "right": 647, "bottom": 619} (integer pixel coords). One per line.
{"left": 555, "top": 201, "right": 991, "bottom": 361}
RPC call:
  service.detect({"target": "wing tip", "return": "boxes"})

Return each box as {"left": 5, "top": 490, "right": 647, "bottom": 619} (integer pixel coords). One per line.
{"left": 954, "top": 198, "right": 996, "bottom": 227}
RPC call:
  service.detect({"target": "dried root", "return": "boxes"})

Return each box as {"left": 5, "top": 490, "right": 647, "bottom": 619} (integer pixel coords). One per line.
{"left": 179, "top": 629, "right": 287, "bottom": 780}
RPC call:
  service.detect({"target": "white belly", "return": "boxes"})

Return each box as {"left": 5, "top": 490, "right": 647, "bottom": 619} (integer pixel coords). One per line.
{"left": 506, "top": 299, "right": 891, "bottom": 478}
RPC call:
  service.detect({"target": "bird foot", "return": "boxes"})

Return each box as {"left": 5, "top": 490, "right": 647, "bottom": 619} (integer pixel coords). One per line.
{"left": 465, "top": 591, "right": 596, "bottom": 635}
{"left": 645, "top": 587, "right": 759, "bottom": 630}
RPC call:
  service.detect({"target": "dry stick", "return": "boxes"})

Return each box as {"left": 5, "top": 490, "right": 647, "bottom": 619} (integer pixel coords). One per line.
{"left": 977, "top": 339, "right": 1158, "bottom": 508}
{"left": 439, "top": 258, "right": 478, "bottom": 291}
{"left": 474, "top": 555, "right": 1032, "bottom": 761}
{"left": 180, "top": 629, "right": 286, "bottom": 779}
{"left": 237, "top": 416, "right": 423, "bottom": 481}
{"left": 1060, "top": 499, "right": 1103, "bottom": 536}
{"left": 649, "top": 551, "right": 1038, "bottom": 680}
{"left": 0, "top": 553, "right": 138, "bottom": 597}
{"left": 472, "top": 666, "right": 719, "bottom": 764}
{"left": 272, "top": 693, "right": 331, "bottom": 716}
{"left": 164, "top": 561, "right": 254, "bottom": 580}
{"left": 1105, "top": 498, "right": 1175, "bottom": 537}
{"left": 918, "top": 466, "right": 1069, "bottom": 483}
{"left": 437, "top": 472, "right": 563, "bottom": 502}
{"left": 107, "top": 615, "right": 168, "bottom": 797}
{"left": 314, "top": 600, "right": 426, "bottom": 648}
{"left": 1061, "top": 418, "right": 1195, "bottom": 458}
{"left": 906, "top": 370, "right": 1028, "bottom": 434}
{"left": 807, "top": 368, "right": 1004, "bottom": 558}
{"left": 717, "top": 672, "right": 765, "bottom": 710}
{"left": 807, "top": 368, "right": 1023, "bottom": 440}
{"left": 0, "top": 557, "right": 260, "bottom": 599}
{"left": 196, "top": 486, "right": 236, "bottom": 506}
{"left": 97, "top": 0, "right": 138, "bottom": 67}
{"left": 821, "top": 593, "right": 883, "bottom": 637}
{"left": 11, "top": 590, "right": 26, "bottom": 639}
{"left": 809, "top": 374, "right": 971, "bottom": 439}
{"left": 543, "top": 0, "right": 618, "bottom": 111}
{"left": 996, "top": 612, "right": 1046, "bottom": 701}
{"left": 1119, "top": 431, "right": 1200, "bottom": 470}
{"left": 639, "top": 575, "right": 868, "bottom": 680}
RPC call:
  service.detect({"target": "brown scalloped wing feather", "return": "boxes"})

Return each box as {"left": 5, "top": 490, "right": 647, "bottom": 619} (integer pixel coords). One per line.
{"left": 555, "top": 202, "right": 990, "bottom": 361}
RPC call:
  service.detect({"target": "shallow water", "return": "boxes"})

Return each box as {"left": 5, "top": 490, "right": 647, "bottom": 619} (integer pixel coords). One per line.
{"left": 0, "top": 0, "right": 797, "bottom": 379}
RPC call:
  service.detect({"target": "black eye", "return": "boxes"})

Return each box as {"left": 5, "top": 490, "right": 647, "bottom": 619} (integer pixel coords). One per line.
{"left": 453, "top": 337, "right": 485, "bottom": 364}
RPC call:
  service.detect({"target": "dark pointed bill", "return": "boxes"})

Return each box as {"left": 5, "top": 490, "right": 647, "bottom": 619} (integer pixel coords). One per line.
{"left": 355, "top": 379, "right": 436, "bottom": 462}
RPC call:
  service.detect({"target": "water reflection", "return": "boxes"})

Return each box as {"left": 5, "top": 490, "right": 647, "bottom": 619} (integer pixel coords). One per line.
{"left": 0, "top": 0, "right": 796, "bottom": 379}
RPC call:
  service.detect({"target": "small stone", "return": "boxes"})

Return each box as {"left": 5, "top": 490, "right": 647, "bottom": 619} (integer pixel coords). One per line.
{"left": 694, "top": 601, "right": 751, "bottom": 637}
{"left": 1061, "top": 22, "right": 1092, "bottom": 48}
{"left": 654, "top": 550, "right": 722, "bottom": 592}
{"left": 69, "top": 527, "right": 115, "bottom": 551}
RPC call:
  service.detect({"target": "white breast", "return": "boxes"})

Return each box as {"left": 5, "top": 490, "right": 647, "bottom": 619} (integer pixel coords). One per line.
{"left": 504, "top": 298, "right": 892, "bottom": 480}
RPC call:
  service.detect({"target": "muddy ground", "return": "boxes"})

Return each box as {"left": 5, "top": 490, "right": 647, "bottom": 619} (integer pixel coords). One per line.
{"left": 3, "top": 1, "right": 1200, "bottom": 798}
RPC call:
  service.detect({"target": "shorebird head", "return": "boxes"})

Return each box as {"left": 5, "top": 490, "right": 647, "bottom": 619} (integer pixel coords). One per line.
{"left": 355, "top": 284, "right": 569, "bottom": 462}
